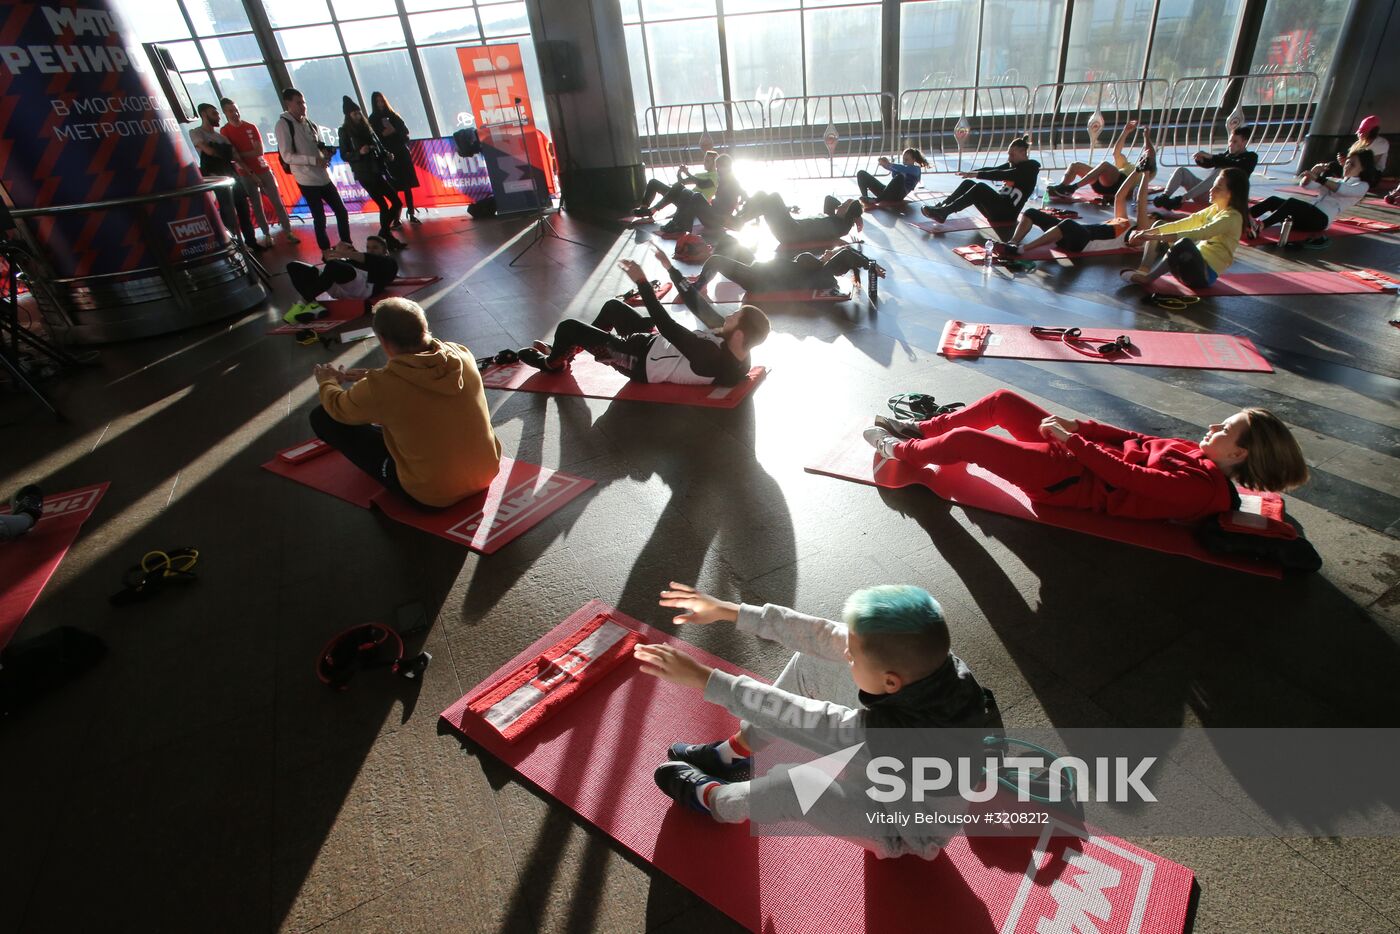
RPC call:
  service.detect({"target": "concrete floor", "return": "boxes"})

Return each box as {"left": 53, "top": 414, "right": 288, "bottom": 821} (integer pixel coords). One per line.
{"left": 2, "top": 173, "right": 1399, "bottom": 934}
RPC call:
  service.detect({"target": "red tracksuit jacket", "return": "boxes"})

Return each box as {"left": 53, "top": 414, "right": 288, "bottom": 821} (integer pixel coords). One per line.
{"left": 1061, "top": 420, "right": 1234, "bottom": 521}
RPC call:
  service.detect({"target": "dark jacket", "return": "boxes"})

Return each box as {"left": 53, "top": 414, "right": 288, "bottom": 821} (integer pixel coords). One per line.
{"left": 338, "top": 120, "right": 391, "bottom": 191}
{"left": 371, "top": 108, "right": 420, "bottom": 189}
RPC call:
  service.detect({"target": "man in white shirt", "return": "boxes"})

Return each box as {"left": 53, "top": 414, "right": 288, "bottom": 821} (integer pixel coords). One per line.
{"left": 274, "top": 87, "right": 352, "bottom": 250}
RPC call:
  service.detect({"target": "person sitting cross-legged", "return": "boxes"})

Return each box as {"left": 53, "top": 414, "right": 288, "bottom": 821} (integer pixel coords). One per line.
{"left": 517, "top": 248, "right": 769, "bottom": 389}
{"left": 310, "top": 298, "right": 501, "bottom": 508}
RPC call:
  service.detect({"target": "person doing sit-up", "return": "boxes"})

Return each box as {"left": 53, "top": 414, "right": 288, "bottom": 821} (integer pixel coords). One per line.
{"left": 1152, "top": 127, "right": 1257, "bottom": 211}
{"left": 636, "top": 581, "right": 1000, "bottom": 859}
{"left": 920, "top": 136, "right": 1040, "bottom": 225}
{"left": 284, "top": 237, "right": 398, "bottom": 323}
{"left": 1123, "top": 167, "right": 1249, "bottom": 290}
{"left": 661, "top": 153, "right": 746, "bottom": 235}
{"left": 863, "top": 389, "right": 1308, "bottom": 523}
{"left": 634, "top": 150, "right": 720, "bottom": 217}
{"left": 1046, "top": 119, "right": 1140, "bottom": 202}
{"left": 693, "top": 246, "right": 883, "bottom": 297}
{"left": 999, "top": 142, "right": 1156, "bottom": 259}
{"left": 517, "top": 248, "right": 769, "bottom": 388}
{"left": 731, "top": 191, "right": 864, "bottom": 247}
{"left": 1249, "top": 149, "right": 1374, "bottom": 249}
{"left": 855, "top": 148, "right": 929, "bottom": 203}
{"left": 311, "top": 298, "right": 501, "bottom": 508}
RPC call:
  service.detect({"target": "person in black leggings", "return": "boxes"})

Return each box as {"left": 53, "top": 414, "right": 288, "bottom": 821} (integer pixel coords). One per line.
{"left": 732, "top": 192, "right": 864, "bottom": 247}
{"left": 338, "top": 97, "right": 405, "bottom": 250}
{"left": 921, "top": 137, "right": 1039, "bottom": 225}
{"left": 855, "top": 148, "right": 929, "bottom": 203}
{"left": 634, "top": 150, "right": 719, "bottom": 216}
{"left": 695, "top": 247, "right": 882, "bottom": 295}
{"left": 663, "top": 154, "right": 746, "bottom": 234}
{"left": 1248, "top": 149, "right": 1373, "bottom": 246}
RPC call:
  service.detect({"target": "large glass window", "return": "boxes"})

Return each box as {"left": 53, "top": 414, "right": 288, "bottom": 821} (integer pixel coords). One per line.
{"left": 1064, "top": 0, "right": 1154, "bottom": 84}
{"left": 899, "top": 0, "right": 980, "bottom": 91}
{"left": 645, "top": 19, "right": 723, "bottom": 107}
{"left": 726, "top": 12, "right": 802, "bottom": 103}
{"left": 1147, "top": 0, "right": 1246, "bottom": 86}
{"left": 285, "top": 56, "right": 355, "bottom": 141}
{"left": 979, "top": 0, "right": 1064, "bottom": 89}
{"left": 213, "top": 65, "right": 285, "bottom": 134}
{"left": 805, "top": 5, "right": 881, "bottom": 96}
{"left": 351, "top": 50, "right": 432, "bottom": 133}
{"left": 1248, "top": 0, "right": 1349, "bottom": 79}
{"left": 182, "top": 0, "right": 252, "bottom": 36}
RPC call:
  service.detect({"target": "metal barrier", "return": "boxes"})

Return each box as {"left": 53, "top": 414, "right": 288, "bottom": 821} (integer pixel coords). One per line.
{"left": 897, "top": 85, "right": 1031, "bottom": 172}
{"left": 642, "top": 100, "right": 766, "bottom": 170}
{"left": 765, "top": 93, "right": 894, "bottom": 179}
{"left": 1161, "top": 72, "right": 1318, "bottom": 170}
{"left": 1028, "top": 79, "right": 1171, "bottom": 171}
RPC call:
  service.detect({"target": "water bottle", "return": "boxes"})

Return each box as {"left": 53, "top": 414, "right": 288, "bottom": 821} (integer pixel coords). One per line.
{"left": 1038, "top": 181, "right": 1048, "bottom": 209}
{"left": 984, "top": 239, "right": 996, "bottom": 271}
{"left": 1278, "top": 217, "right": 1293, "bottom": 247}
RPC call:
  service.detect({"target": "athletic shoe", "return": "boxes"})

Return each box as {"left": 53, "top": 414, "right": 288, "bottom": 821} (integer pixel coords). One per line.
{"left": 284, "top": 302, "right": 328, "bottom": 324}
{"left": 873, "top": 415, "right": 922, "bottom": 440}
{"left": 1301, "top": 236, "right": 1330, "bottom": 250}
{"left": 862, "top": 426, "right": 900, "bottom": 465}
{"left": 1047, "top": 183, "right": 1074, "bottom": 197}
{"left": 667, "top": 741, "right": 752, "bottom": 782}
{"left": 517, "top": 348, "right": 566, "bottom": 372}
{"left": 995, "top": 242, "right": 1021, "bottom": 258}
{"left": 632, "top": 206, "right": 654, "bottom": 218}
{"left": 920, "top": 205, "right": 948, "bottom": 224}
{"left": 1152, "top": 194, "right": 1182, "bottom": 210}
{"left": 1385, "top": 192, "right": 1400, "bottom": 206}
{"left": 409, "top": 213, "right": 422, "bottom": 225}
{"left": 10, "top": 484, "right": 43, "bottom": 525}
{"left": 654, "top": 761, "right": 727, "bottom": 814}
{"left": 283, "top": 230, "right": 301, "bottom": 244}
{"left": 659, "top": 221, "right": 690, "bottom": 235}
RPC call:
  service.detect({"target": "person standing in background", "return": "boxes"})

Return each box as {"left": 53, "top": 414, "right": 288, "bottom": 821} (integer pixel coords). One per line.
{"left": 371, "top": 92, "right": 423, "bottom": 226}
{"left": 220, "top": 97, "right": 299, "bottom": 245}
{"left": 188, "top": 102, "right": 263, "bottom": 251}
{"left": 276, "top": 87, "right": 352, "bottom": 251}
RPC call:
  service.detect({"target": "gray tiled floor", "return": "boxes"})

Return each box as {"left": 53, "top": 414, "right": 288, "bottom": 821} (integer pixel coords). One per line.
{"left": 2, "top": 176, "right": 1399, "bottom": 933}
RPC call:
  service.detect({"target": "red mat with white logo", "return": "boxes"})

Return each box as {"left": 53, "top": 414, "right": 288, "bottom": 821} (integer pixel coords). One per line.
{"left": 1147, "top": 268, "right": 1399, "bottom": 298}
{"left": 481, "top": 356, "right": 767, "bottom": 409}
{"left": 266, "top": 276, "right": 441, "bottom": 335}
{"left": 936, "top": 320, "right": 1273, "bottom": 372}
{"left": 806, "top": 423, "right": 1282, "bottom": 578}
{"left": 261, "top": 443, "right": 592, "bottom": 554}
{"left": 440, "top": 600, "right": 1196, "bottom": 934}
{"left": 1243, "top": 216, "right": 1399, "bottom": 245}
{"left": 0, "top": 483, "right": 108, "bottom": 649}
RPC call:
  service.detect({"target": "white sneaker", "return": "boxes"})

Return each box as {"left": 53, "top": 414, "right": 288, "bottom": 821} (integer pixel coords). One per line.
{"left": 862, "top": 426, "right": 899, "bottom": 465}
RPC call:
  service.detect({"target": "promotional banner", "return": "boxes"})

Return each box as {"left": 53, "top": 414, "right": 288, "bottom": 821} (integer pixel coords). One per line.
{"left": 457, "top": 42, "right": 554, "bottom": 215}
{"left": 0, "top": 1, "right": 224, "bottom": 276}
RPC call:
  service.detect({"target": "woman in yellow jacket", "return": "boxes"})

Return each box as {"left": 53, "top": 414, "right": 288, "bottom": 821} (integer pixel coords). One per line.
{"left": 1123, "top": 167, "right": 1250, "bottom": 290}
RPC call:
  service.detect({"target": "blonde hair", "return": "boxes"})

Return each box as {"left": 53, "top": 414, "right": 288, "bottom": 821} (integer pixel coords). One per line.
{"left": 371, "top": 297, "right": 431, "bottom": 351}
{"left": 1234, "top": 408, "right": 1309, "bottom": 492}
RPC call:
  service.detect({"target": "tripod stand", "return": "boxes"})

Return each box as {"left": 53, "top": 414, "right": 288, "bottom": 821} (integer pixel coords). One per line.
{"left": 0, "top": 240, "right": 91, "bottom": 419}
{"left": 508, "top": 97, "right": 592, "bottom": 266}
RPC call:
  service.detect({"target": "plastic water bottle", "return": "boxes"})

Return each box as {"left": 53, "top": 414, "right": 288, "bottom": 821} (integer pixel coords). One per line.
{"left": 1278, "top": 217, "right": 1293, "bottom": 247}
{"left": 984, "top": 239, "right": 996, "bottom": 271}
{"left": 1038, "top": 181, "right": 1048, "bottom": 209}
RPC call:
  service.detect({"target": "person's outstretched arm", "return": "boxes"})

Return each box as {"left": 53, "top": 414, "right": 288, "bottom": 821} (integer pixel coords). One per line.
{"left": 658, "top": 582, "right": 850, "bottom": 662}
{"left": 1111, "top": 119, "right": 1138, "bottom": 164}
{"left": 655, "top": 246, "right": 724, "bottom": 329}
{"left": 621, "top": 259, "right": 736, "bottom": 379}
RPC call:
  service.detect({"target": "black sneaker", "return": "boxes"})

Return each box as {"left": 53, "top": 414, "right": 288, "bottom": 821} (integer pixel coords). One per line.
{"left": 1302, "top": 236, "right": 1330, "bottom": 250}
{"left": 10, "top": 484, "right": 43, "bottom": 526}
{"left": 873, "top": 415, "right": 923, "bottom": 440}
{"left": 920, "top": 205, "right": 948, "bottom": 224}
{"left": 516, "top": 348, "right": 566, "bottom": 372}
{"left": 667, "top": 741, "right": 752, "bottom": 781}
{"left": 1047, "top": 183, "right": 1074, "bottom": 197}
{"left": 996, "top": 242, "right": 1021, "bottom": 258}
{"left": 654, "top": 761, "right": 727, "bottom": 813}
{"left": 1152, "top": 194, "right": 1182, "bottom": 210}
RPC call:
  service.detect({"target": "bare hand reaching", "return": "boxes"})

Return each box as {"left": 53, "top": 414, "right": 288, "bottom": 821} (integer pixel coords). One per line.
{"left": 1039, "top": 415, "right": 1079, "bottom": 444}
{"left": 618, "top": 259, "right": 647, "bottom": 284}
{"left": 658, "top": 582, "right": 739, "bottom": 626}
{"left": 633, "top": 643, "right": 713, "bottom": 690}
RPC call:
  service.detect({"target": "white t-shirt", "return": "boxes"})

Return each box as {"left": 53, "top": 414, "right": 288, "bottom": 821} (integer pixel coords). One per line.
{"left": 327, "top": 267, "right": 372, "bottom": 300}
{"left": 1313, "top": 176, "right": 1369, "bottom": 225}
{"left": 1368, "top": 136, "right": 1389, "bottom": 173}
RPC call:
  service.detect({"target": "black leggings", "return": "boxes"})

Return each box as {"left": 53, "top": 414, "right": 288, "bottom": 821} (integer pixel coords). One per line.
{"left": 1249, "top": 196, "right": 1329, "bottom": 232}
{"left": 309, "top": 406, "right": 426, "bottom": 507}
{"left": 937, "top": 179, "right": 1021, "bottom": 222}
{"left": 1150, "top": 238, "right": 1215, "bottom": 289}
{"left": 669, "top": 189, "right": 731, "bottom": 230}
{"left": 287, "top": 259, "right": 356, "bottom": 303}
{"left": 548, "top": 300, "right": 656, "bottom": 380}
{"left": 696, "top": 248, "right": 868, "bottom": 292}
{"left": 299, "top": 182, "right": 352, "bottom": 250}
{"left": 212, "top": 174, "right": 257, "bottom": 244}
{"left": 360, "top": 177, "right": 403, "bottom": 236}
{"left": 639, "top": 179, "right": 686, "bottom": 212}
{"left": 856, "top": 170, "right": 909, "bottom": 202}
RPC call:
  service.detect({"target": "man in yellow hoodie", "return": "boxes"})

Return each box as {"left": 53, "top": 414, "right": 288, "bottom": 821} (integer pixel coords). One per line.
{"left": 310, "top": 298, "right": 501, "bottom": 508}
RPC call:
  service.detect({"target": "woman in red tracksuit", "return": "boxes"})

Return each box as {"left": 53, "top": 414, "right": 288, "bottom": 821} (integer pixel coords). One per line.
{"left": 863, "top": 389, "right": 1308, "bottom": 520}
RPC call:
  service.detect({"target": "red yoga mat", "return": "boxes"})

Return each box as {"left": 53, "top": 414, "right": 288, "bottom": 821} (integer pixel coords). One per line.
{"left": 672, "top": 281, "right": 849, "bottom": 304}
{"left": 267, "top": 276, "right": 442, "bottom": 335}
{"left": 936, "top": 319, "right": 1273, "bottom": 372}
{"left": 953, "top": 242, "right": 1139, "bottom": 266}
{"left": 440, "top": 600, "right": 1196, "bottom": 934}
{"left": 805, "top": 423, "right": 1282, "bottom": 578}
{"left": 1244, "top": 216, "right": 1399, "bottom": 245}
{"left": 1148, "top": 268, "right": 1399, "bottom": 298}
{"left": 1363, "top": 196, "right": 1400, "bottom": 211}
{"left": 481, "top": 355, "right": 767, "bottom": 409}
{"left": 0, "top": 483, "right": 108, "bottom": 649}
{"left": 261, "top": 446, "right": 593, "bottom": 554}
{"left": 910, "top": 216, "right": 1015, "bottom": 235}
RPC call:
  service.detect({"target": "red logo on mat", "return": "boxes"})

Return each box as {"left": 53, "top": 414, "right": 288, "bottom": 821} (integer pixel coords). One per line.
{"left": 168, "top": 216, "right": 214, "bottom": 244}
{"left": 1002, "top": 824, "right": 1158, "bottom": 934}
{"left": 446, "top": 473, "right": 588, "bottom": 545}
{"left": 39, "top": 488, "right": 103, "bottom": 521}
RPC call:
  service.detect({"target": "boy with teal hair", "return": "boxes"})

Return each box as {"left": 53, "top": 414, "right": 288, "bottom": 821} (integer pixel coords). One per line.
{"left": 635, "top": 582, "right": 1000, "bottom": 859}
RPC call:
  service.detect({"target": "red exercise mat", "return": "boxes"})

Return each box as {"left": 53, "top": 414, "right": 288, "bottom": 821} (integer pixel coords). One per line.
{"left": 1244, "top": 216, "right": 1399, "bottom": 245}
{"left": 909, "top": 216, "right": 1015, "bottom": 235}
{"left": 936, "top": 319, "right": 1273, "bottom": 372}
{"left": 1363, "top": 196, "right": 1400, "bottom": 211}
{"left": 0, "top": 483, "right": 108, "bottom": 649}
{"left": 953, "top": 242, "right": 1138, "bottom": 266}
{"left": 261, "top": 446, "right": 593, "bottom": 554}
{"left": 805, "top": 422, "right": 1282, "bottom": 578}
{"left": 672, "top": 281, "right": 849, "bottom": 304}
{"left": 1148, "top": 268, "right": 1399, "bottom": 298}
{"left": 266, "top": 276, "right": 442, "bottom": 335}
{"left": 481, "top": 355, "right": 767, "bottom": 409}
{"left": 440, "top": 600, "right": 1196, "bottom": 934}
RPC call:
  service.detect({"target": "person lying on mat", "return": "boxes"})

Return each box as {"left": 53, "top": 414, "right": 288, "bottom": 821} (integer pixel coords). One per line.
{"left": 1045, "top": 119, "right": 1140, "bottom": 202}
{"left": 1249, "top": 149, "right": 1374, "bottom": 250}
{"left": 661, "top": 153, "right": 747, "bottom": 235}
{"left": 855, "top": 147, "right": 929, "bottom": 204}
{"left": 516, "top": 251, "right": 769, "bottom": 387}
{"left": 0, "top": 484, "right": 43, "bottom": 542}
{"left": 863, "top": 389, "right": 1308, "bottom": 522}
{"left": 636, "top": 582, "right": 1000, "bottom": 859}
{"left": 998, "top": 148, "right": 1155, "bottom": 259}
{"left": 1122, "top": 167, "right": 1249, "bottom": 290}
{"left": 919, "top": 136, "right": 1040, "bottom": 226}
{"left": 633, "top": 149, "right": 720, "bottom": 218}
{"left": 731, "top": 190, "right": 864, "bottom": 247}
{"left": 284, "top": 236, "right": 398, "bottom": 324}
{"left": 1151, "top": 126, "right": 1257, "bottom": 211}
{"left": 310, "top": 297, "right": 501, "bottom": 508}
{"left": 692, "top": 246, "right": 884, "bottom": 297}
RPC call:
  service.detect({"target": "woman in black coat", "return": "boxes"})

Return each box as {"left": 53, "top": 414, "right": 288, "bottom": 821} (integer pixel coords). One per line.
{"left": 371, "top": 91, "right": 423, "bottom": 225}
{"left": 338, "top": 96, "right": 405, "bottom": 249}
